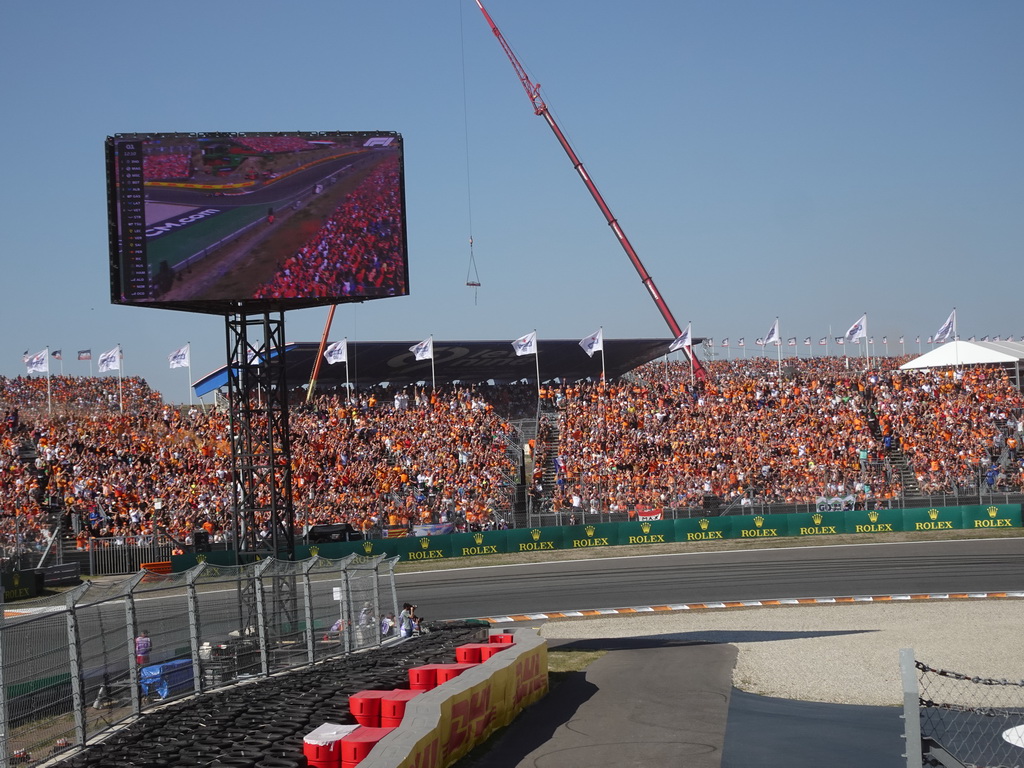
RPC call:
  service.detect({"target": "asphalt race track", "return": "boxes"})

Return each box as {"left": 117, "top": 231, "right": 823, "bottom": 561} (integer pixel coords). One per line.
{"left": 401, "top": 538, "right": 1024, "bottom": 768}
{"left": 396, "top": 538, "right": 1024, "bottom": 621}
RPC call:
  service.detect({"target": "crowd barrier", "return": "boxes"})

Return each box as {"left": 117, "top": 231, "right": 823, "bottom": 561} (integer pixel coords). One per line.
{"left": 356, "top": 628, "right": 548, "bottom": 768}
{"left": 170, "top": 504, "right": 1022, "bottom": 571}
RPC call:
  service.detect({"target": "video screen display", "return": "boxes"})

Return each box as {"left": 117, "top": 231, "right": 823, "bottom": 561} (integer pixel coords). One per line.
{"left": 106, "top": 132, "right": 409, "bottom": 314}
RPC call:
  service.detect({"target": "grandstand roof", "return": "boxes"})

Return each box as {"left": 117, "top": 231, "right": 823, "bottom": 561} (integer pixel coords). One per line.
{"left": 900, "top": 340, "right": 1024, "bottom": 370}
{"left": 192, "top": 337, "right": 691, "bottom": 397}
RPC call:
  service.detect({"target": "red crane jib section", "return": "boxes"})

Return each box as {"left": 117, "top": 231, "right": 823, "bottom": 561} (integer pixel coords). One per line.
{"left": 474, "top": 1, "right": 706, "bottom": 380}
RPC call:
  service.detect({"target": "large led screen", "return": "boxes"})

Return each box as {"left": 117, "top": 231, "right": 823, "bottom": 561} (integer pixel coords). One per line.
{"left": 106, "top": 132, "right": 409, "bottom": 314}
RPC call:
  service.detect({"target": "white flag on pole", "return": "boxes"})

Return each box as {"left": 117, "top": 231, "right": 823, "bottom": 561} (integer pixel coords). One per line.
{"left": 763, "top": 318, "right": 780, "bottom": 347}
{"left": 324, "top": 340, "right": 348, "bottom": 365}
{"left": 409, "top": 337, "right": 433, "bottom": 361}
{"left": 934, "top": 309, "right": 956, "bottom": 343}
{"left": 579, "top": 328, "right": 604, "bottom": 358}
{"left": 25, "top": 349, "right": 48, "bottom": 374}
{"left": 668, "top": 323, "right": 692, "bottom": 353}
{"left": 98, "top": 346, "right": 120, "bottom": 373}
{"left": 511, "top": 331, "right": 537, "bottom": 357}
{"left": 168, "top": 345, "right": 190, "bottom": 369}
{"left": 845, "top": 313, "right": 867, "bottom": 343}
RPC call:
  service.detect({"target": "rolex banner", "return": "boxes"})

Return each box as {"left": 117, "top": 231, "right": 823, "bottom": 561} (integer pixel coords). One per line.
{"left": 171, "top": 504, "right": 1022, "bottom": 572}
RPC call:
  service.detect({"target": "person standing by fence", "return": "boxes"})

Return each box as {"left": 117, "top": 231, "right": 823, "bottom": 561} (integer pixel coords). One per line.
{"left": 135, "top": 630, "right": 152, "bottom": 666}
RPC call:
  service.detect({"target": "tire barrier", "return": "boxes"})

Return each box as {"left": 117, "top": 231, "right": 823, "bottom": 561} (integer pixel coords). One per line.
{"left": 46, "top": 624, "right": 487, "bottom": 768}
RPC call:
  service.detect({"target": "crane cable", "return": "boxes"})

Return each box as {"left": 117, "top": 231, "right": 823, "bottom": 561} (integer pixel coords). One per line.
{"left": 460, "top": 0, "right": 482, "bottom": 303}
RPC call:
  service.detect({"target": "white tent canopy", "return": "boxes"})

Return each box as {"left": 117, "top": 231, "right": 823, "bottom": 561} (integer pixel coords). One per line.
{"left": 900, "top": 340, "right": 1024, "bottom": 370}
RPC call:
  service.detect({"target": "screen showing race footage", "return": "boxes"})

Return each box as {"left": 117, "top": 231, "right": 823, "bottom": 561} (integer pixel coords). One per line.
{"left": 106, "top": 132, "right": 409, "bottom": 314}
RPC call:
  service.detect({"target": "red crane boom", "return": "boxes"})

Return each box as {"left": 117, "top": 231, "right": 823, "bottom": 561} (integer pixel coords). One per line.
{"left": 475, "top": 0, "right": 690, "bottom": 348}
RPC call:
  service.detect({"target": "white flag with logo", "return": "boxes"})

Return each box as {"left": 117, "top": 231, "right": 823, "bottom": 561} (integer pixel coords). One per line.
{"left": 324, "top": 340, "right": 348, "bottom": 365}
{"left": 512, "top": 331, "right": 537, "bottom": 357}
{"left": 763, "top": 318, "right": 780, "bottom": 347}
{"left": 168, "top": 345, "right": 190, "bottom": 369}
{"left": 668, "top": 323, "right": 692, "bottom": 353}
{"left": 933, "top": 309, "right": 956, "bottom": 343}
{"left": 409, "top": 337, "right": 433, "bottom": 361}
{"left": 98, "top": 346, "right": 120, "bottom": 373}
{"left": 721, "top": 338, "right": 729, "bottom": 347}
{"left": 25, "top": 349, "right": 48, "bottom": 374}
{"left": 579, "top": 328, "right": 604, "bottom": 358}
{"left": 845, "top": 313, "right": 867, "bottom": 343}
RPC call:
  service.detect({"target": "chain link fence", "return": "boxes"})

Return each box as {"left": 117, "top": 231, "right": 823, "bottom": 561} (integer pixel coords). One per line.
{"left": 0, "top": 554, "right": 399, "bottom": 768}
{"left": 901, "top": 648, "right": 1024, "bottom": 768}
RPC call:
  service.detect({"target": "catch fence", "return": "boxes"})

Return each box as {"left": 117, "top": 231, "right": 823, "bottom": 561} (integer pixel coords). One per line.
{"left": 901, "top": 648, "right": 1024, "bottom": 767}
{"left": 0, "top": 554, "right": 398, "bottom": 768}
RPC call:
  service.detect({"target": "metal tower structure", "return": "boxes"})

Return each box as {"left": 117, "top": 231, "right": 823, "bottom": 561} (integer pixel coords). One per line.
{"left": 224, "top": 311, "right": 296, "bottom": 560}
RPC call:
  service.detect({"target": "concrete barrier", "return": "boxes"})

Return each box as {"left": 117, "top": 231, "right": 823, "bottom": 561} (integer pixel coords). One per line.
{"left": 357, "top": 628, "right": 548, "bottom": 768}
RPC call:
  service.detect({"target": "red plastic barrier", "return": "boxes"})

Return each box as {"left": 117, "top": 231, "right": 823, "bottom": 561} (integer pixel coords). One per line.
{"left": 409, "top": 664, "right": 441, "bottom": 691}
{"left": 479, "top": 644, "right": 508, "bottom": 661}
{"left": 341, "top": 726, "right": 396, "bottom": 768}
{"left": 455, "top": 644, "right": 489, "bottom": 664}
{"left": 435, "top": 663, "right": 477, "bottom": 685}
{"left": 489, "top": 633, "right": 515, "bottom": 644}
{"left": 380, "top": 689, "right": 422, "bottom": 728}
{"left": 349, "top": 690, "right": 389, "bottom": 727}
{"left": 304, "top": 722, "right": 360, "bottom": 768}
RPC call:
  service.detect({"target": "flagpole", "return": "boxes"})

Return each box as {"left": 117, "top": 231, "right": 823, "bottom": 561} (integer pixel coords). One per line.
{"left": 46, "top": 346, "right": 52, "bottom": 416}
{"left": 187, "top": 342, "right": 193, "bottom": 406}
{"left": 599, "top": 326, "right": 606, "bottom": 382}
{"left": 864, "top": 313, "right": 869, "bottom": 369}
{"left": 533, "top": 330, "right": 540, "bottom": 401}
{"left": 117, "top": 344, "right": 123, "bottom": 413}
{"left": 430, "top": 335, "right": 436, "bottom": 391}
{"left": 345, "top": 337, "right": 351, "bottom": 406}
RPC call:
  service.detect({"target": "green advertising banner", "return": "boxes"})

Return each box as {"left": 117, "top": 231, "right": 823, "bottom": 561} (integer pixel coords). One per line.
{"left": 560, "top": 522, "right": 621, "bottom": 551}
{"left": 676, "top": 516, "right": 731, "bottom": 543}
{"left": 397, "top": 534, "right": 455, "bottom": 563}
{"left": 903, "top": 506, "right": 963, "bottom": 533}
{"left": 962, "top": 504, "right": 1022, "bottom": 531}
{"left": 730, "top": 514, "right": 790, "bottom": 541}
{"left": 618, "top": 519, "right": 676, "bottom": 547}
{"left": 844, "top": 508, "right": 905, "bottom": 534}
{"left": 787, "top": 510, "right": 848, "bottom": 538}
{"left": 505, "top": 526, "right": 564, "bottom": 554}
{"left": 449, "top": 531, "right": 509, "bottom": 559}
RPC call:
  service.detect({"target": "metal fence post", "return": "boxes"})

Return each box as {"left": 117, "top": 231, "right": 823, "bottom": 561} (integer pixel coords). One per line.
{"left": 900, "top": 648, "right": 922, "bottom": 768}
{"left": 254, "top": 559, "right": 274, "bottom": 678}
{"left": 387, "top": 557, "right": 400, "bottom": 642}
{"left": 185, "top": 563, "right": 207, "bottom": 695}
{"left": 122, "top": 571, "right": 147, "bottom": 716}
{"left": 301, "top": 557, "right": 317, "bottom": 664}
{"left": 371, "top": 557, "right": 383, "bottom": 649}
{"left": 65, "top": 583, "right": 91, "bottom": 747}
{"left": 0, "top": 586, "right": 9, "bottom": 768}
{"left": 341, "top": 560, "right": 352, "bottom": 655}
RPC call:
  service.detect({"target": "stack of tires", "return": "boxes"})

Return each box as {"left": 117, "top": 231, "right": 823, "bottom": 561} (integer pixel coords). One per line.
{"left": 49, "top": 624, "right": 486, "bottom": 768}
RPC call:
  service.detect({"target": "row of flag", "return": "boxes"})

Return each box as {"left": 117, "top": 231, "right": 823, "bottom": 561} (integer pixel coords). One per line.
{"left": 22, "top": 344, "right": 192, "bottom": 374}
{"left": 322, "top": 330, "right": 594, "bottom": 367}
{"left": 698, "top": 333, "right": 1017, "bottom": 348}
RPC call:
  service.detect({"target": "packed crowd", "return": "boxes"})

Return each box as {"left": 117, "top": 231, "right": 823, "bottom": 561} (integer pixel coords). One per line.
{"left": 541, "top": 357, "right": 1024, "bottom": 513}
{"left": 0, "top": 379, "right": 519, "bottom": 558}
{"left": 252, "top": 158, "right": 406, "bottom": 300}
{"left": 2, "top": 356, "right": 1022, "bottom": 559}
{"left": 142, "top": 153, "right": 191, "bottom": 181}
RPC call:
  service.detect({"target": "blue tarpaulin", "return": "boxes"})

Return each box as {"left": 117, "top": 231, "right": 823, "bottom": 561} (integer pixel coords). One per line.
{"left": 139, "top": 659, "right": 192, "bottom": 699}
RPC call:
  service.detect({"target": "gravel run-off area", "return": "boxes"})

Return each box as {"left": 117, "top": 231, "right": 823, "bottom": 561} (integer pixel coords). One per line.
{"left": 539, "top": 598, "right": 1024, "bottom": 706}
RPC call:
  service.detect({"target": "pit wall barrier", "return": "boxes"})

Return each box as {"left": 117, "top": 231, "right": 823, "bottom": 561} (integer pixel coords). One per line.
{"left": 169, "top": 504, "right": 1022, "bottom": 571}
{"left": 356, "top": 628, "right": 548, "bottom": 768}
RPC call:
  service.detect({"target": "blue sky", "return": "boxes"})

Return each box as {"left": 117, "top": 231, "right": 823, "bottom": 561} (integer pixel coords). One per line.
{"left": 1, "top": 1, "right": 1021, "bottom": 400}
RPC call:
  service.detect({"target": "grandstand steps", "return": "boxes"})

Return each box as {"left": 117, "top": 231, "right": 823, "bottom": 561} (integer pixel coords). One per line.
{"left": 887, "top": 447, "right": 922, "bottom": 497}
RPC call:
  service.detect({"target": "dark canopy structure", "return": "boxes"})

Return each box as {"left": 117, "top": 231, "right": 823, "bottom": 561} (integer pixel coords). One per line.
{"left": 193, "top": 337, "right": 692, "bottom": 397}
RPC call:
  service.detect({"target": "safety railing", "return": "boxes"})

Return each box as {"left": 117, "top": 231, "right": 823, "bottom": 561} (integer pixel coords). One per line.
{"left": 0, "top": 554, "right": 399, "bottom": 768}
